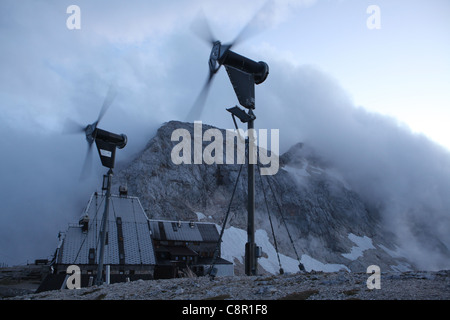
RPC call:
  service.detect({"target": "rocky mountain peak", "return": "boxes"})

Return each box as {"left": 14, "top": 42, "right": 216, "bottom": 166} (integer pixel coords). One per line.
{"left": 112, "top": 121, "right": 412, "bottom": 273}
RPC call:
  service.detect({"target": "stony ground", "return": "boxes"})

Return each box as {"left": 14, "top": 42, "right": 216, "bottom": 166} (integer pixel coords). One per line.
{"left": 0, "top": 265, "right": 46, "bottom": 299}
{"left": 4, "top": 269, "right": 450, "bottom": 300}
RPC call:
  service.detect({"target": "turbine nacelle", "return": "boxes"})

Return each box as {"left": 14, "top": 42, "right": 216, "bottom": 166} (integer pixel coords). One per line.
{"left": 209, "top": 41, "right": 269, "bottom": 86}
{"left": 92, "top": 128, "right": 127, "bottom": 169}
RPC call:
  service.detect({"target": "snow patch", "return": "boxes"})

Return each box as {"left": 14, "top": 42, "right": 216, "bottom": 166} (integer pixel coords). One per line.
{"left": 255, "top": 229, "right": 300, "bottom": 274}
{"left": 301, "top": 254, "right": 350, "bottom": 272}
{"left": 195, "top": 212, "right": 206, "bottom": 221}
{"left": 342, "top": 233, "right": 375, "bottom": 260}
{"left": 220, "top": 225, "right": 349, "bottom": 274}
{"left": 220, "top": 226, "right": 246, "bottom": 264}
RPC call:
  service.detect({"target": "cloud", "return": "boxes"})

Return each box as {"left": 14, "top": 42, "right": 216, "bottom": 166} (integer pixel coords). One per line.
{"left": 256, "top": 58, "right": 450, "bottom": 270}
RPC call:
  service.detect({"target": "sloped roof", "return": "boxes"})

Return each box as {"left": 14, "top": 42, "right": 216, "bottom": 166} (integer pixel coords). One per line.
{"left": 149, "top": 220, "right": 220, "bottom": 242}
{"left": 57, "top": 193, "right": 156, "bottom": 266}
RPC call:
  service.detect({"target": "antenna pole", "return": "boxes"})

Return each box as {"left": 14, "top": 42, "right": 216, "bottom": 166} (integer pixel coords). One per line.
{"left": 95, "top": 168, "right": 113, "bottom": 285}
{"left": 245, "top": 109, "right": 257, "bottom": 276}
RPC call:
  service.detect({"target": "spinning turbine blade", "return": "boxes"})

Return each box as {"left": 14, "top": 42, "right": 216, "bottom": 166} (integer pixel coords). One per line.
{"left": 186, "top": 72, "right": 214, "bottom": 122}
{"left": 191, "top": 11, "right": 216, "bottom": 45}
{"left": 62, "top": 118, "right": 86, "bottom": 135}
{"left": 97, "top": 85, "right": 117, "bottom": 125}
{"left": 80, "top": 141, "right": 94, "bottom": 181}
{"left": 230, "top": 1, "right": 271, "bottom": 49}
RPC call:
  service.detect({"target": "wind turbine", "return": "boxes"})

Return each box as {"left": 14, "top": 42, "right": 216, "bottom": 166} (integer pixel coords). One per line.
{"left": 64, "top": 85, "right": 127, "bottom": 284}
{"left": 187, "top": 8, "right": 270, "bottom": 275}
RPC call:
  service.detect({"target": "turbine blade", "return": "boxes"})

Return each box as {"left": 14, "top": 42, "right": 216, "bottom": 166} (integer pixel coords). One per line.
{"left": 230, "top": 1, "right": 271, "bottom": 48}
{"left": 62, "top": 118, "right": 86, "bottom": 135}
{"left": 79, "top": 141, "right": 94, "bottom": 181}
{"left": 191, "top": 11, "right": 216, "bottom": 45}
{"left": 97, "top": 84, "right": 117, "bottom": 125}
{"left": 185, "top": 72, "right": 214, "bottom": 122}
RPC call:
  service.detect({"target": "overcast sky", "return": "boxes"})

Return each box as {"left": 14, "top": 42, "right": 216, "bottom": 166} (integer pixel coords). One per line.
{"left": 1, "top": 0, "right": 449, "bottom": 267}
